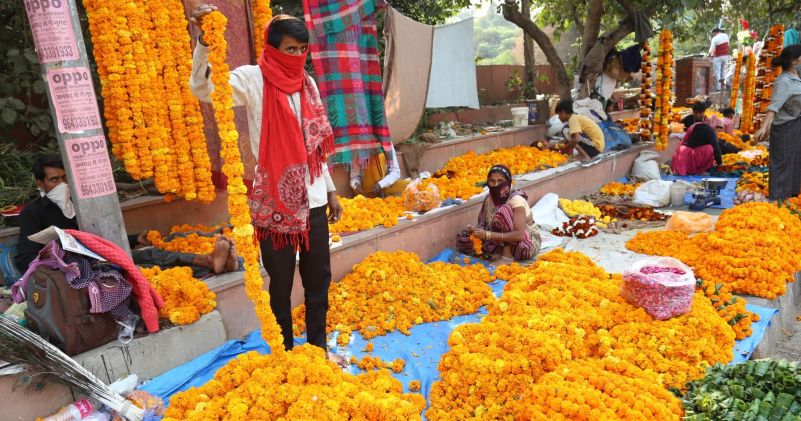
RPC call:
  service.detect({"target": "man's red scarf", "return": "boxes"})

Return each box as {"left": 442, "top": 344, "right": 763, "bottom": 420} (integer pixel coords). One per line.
{"left": 250, "top": 17, "right": 334, "bottom": 250}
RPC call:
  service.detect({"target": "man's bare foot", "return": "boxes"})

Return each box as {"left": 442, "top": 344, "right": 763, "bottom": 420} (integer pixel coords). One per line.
{"left": 223, "top": 237, "right": 239, "bottom": 272}
{"left": 327, "top": 351, "right": 349, "bottom": 369}
{"left": 211, "top": 235, "right": 230, "bottom": 274}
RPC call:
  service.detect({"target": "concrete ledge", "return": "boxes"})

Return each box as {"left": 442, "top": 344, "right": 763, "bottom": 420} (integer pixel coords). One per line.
{"left": 73, "top": 310, "right": 226, "bottom": 384}
{"left": 743, "top": 276, "right": 801, "bottom": 359}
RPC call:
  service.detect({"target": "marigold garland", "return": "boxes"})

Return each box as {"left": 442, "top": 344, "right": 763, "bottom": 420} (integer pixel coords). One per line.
{"left": 741, "top": 53, "right": 757, "bottom": 133}
{"left": 201, "top": 11, "right": 284, "bottom": 350}
{"left": 291, "top": 251, "right": 495, "bottom": 341}
{"left": 639, "top": 42, "right": 654, "bottom": 140}
{"left": 754, "top": 25, "right": 785, "bottom": 131}
{"left": 653, "top": 29, "right": 673, "bottom": 150}
{"left": 426, "top": 249, "right": 732, "bottom": 420}
{"left": 82, "top": 0, "right": 215, "bottom": 202}
{"left": 141, "top": 266, "right": 216, "bottom": 325}
{"left": 163, "top": 346, "right": 426, "bottom": 420}
{"left": 468, "top": 234, "right": 483, "bottom": 256}
{"left": 251, "top": 0, "right": 273, "bottom": 55}
{"left": 328, "top": 195, "right": 405, "bottom": 233}
{"left": 729, "top": 50, "right": 744, "bottom": 110}
{"left": 626, "top": 203, "right": 801, "bottom": 299}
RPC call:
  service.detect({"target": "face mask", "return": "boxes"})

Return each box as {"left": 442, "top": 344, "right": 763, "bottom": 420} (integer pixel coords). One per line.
{"left": 489, "top": 181, "right": 512, "bottom": 207}
{"left": 795, "top": 63, "right": 801, "bottom": 74}
{"left": 44, "top": 182, "right": 76, "bottom": 219}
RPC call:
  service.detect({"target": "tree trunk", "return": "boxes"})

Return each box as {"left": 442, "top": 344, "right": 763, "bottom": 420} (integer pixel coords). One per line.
{"left": 521, "top": 0, "right": 536, "bottom": 97}
{"left": 502, "top": 0, "right": 571, "bottom": 99}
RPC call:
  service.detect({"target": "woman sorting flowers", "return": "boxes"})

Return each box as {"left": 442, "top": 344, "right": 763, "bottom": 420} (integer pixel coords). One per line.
{"left": 755, "top": 44, "right": 801, "bottom": 200}
{"left": 457, "top": 165, "right": 541, "bottom": 264}
{"left": 190, "top": 6, "right": 345, "bottom": 366}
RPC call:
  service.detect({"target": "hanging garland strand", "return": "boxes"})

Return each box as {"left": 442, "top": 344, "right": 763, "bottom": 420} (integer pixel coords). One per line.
{"left": 741, "top": 53, "right": 757, "bottom": 133}
{"left": 639, "top": 42, "right": 653, "bottom": 141}
{"left": 654, "top": 29, "right": 673, "bottom": 151}
{"left": 754, "top": 24, "right": 785, "bottom": 131}
{"left": 251, "top": 0, "right": 273, "bottom": 56}
{"left": 201, "top": 11, "right": 285, "bottom": 353}
{"left": 729, "top": 50, "right": 744, "bottom": 110}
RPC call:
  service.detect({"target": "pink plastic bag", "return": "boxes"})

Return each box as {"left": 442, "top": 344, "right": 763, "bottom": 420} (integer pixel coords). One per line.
{"left": 621, "top": 257, "right": 695, "bottom": 320}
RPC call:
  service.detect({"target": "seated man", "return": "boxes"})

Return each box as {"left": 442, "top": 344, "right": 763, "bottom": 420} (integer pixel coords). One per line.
{"left": 671, "top": 123, "right": 723, "bottom": 175}
{"left": 349, "top": 142, "right": 408, "bottom": 197}
{"left": 15, "top": 155, "right": 239, "bottom": 278}
{"left": 553, "top": 99, "right": 605, "bottom": 160}
{"left": 456, "top": 165, "right": 541, "bottom": 265}
{"left": 682, "top": 102, "right": 709, "bottom": 131}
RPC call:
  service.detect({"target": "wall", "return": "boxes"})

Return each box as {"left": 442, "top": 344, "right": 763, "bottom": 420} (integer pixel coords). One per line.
{"left": 476, "top": 64, "right": 557, "bottom": 105}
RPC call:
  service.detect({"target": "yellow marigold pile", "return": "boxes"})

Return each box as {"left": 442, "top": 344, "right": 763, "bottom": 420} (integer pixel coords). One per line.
{"left": 559, "top": 198, "right": 610, "bottom": 227}
{"left": 141, "top": 267, "right": 216, "bottom": 325}
{"left": 163, "top": 345, "right": 426, "bottom": 420}
{"left": 433, "top": 146, "right": 568, "bottom": 199}
{"left": 599, "top": 181, "right": 640, "bottom": 197}
{"left": 427, "top": 249, "right": 733, "bottom": 420}
{"left": 428, "top": 176, "right": 484, "bottom": 201}
{"left": 83, "top": 0, "right": 215, "bottom": 202}
{"left": 292, "top": 251, "right": 495, "bottom": 343}
{"left": 328, "top": 195, "right": 405, "bottom": 233}
{"left": 507, "top": 358, "right": 684, "bottom": 420}
{"left": 696, "top": 278, "right": 758, "bottom": 340}
{"left": 626, "top": 203, "right": 801, "bottom": 299}
{"left": 354, "top": 355, "right": 406, "bottom": 373}
{"left": 146, "top": 224, "right": 233, "bottom": 254}
{"left": 736, "top": 171, "right": 769, "bottom": 195}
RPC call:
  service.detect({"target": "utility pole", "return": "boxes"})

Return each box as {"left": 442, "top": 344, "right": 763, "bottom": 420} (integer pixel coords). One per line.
{"left": 23, "top": 0, "right": 131, "bottom": 254}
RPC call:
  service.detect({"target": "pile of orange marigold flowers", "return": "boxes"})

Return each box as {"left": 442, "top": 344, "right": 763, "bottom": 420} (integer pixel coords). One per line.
{"left": 329, "top": 195, "right": 406, "bottom": 233}
{"left": 292, "top": 251, "right": 495, "bottom": 345}
{"left": 163, "top": 345, "right": 426, "bottom": 420}
{"left": 146, "top": 224, "right": 232, "bottom": 254}
{"left": 141, "top": 266, "right": 216, "bottom": 325}
{"left": 599, "top": 181, "right": 640, "bottom": 197}
{"left": 426, "top": 249, "right": 732, "bottom": 420}
{"left": 626, "top": 202, "right": 801, "bottom": 299}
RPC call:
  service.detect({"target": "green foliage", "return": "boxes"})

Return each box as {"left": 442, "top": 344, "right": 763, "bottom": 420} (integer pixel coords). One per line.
{"left": 0, "top": 0, "right": 53, "bottom": 146}
{"left": 271, "top": 0, "right": 472, "bottom": 24}
{"left": 682, "top": 359, "right": 801, "bottom": 421}
{"left": 474, "top": 11, "right": 520, "bottom": 65}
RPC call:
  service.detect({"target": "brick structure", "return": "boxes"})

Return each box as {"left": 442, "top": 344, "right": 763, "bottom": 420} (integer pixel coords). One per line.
{"left": 675, "top": 57, "right": 715, "bottom": 106}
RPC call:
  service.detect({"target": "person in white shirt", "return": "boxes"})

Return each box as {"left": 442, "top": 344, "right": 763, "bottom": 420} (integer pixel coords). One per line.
{"left": 709, "top": 28, "right": 731, "bottom": 93}
{"left": 349, "top": 143, "right": 405, "bottom": 197}
{"left": 190, "top": 5, "right": 346, "bottom": 366}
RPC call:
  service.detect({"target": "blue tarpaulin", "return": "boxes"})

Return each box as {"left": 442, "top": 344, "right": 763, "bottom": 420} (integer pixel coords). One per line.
{"left": 140, "top": 248, "right": 778, "bottom": 408}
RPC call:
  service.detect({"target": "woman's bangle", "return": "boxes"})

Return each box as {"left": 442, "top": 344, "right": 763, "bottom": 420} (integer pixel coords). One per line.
{"left": 485, "top": 231, "right": 490, "bottom": 240}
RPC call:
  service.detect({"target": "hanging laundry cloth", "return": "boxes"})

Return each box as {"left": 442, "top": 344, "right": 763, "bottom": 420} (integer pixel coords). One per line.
{"left": 383, "top": 7, "right": 434, "bottom": 143}
{"left": 303, "top": 0, "right": 394, "bottom": 165}
{"left": 620, "top": 44, "right": 643, "bottom": 73}
{"left": 426, "top": 18, "right": 480, "bottom": 109}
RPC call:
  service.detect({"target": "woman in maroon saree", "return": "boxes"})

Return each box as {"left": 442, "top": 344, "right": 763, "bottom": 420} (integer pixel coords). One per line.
{"left": 457, "top": 165, "right": 542, "bottom": 264}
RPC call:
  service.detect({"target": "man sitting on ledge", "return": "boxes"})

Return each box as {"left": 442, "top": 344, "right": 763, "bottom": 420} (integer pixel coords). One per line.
{"left": 15, "top": 155, "right": 240, "bottom": 278}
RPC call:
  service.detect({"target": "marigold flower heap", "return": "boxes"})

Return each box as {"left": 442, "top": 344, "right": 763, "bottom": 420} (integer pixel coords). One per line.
{"left": 653, "top": 29, "right": 673, "bottom": 150}
{"left": 163, "top": 345, "right": 426, "bottom": 420}
{"left": 329, "top": 195, "right": 405, "bottom": 233}
{"left": 599, "top": 181, "right": 640, "bottom": 197}
{"left": 736, "top": 171, "right": 769, "bottom": 195}
{"left": 427, "top": 249, "right": 733, "bottom": 420}
{"left": 291, "top": 251, "right": 495, "bottom": 343}
{"left": 432, "top": 146, "right": 568, "bottom": 199}
{"left": 626, "top": 203, "right": 801, "bottom": 299}
{"left": 82, "top": 0, "right": 215, "bottom": 202}
{"left": 201, "top": 11, "right": 283, "bottom": 350}
{"left": 141, "top": 266, "right": 216, "bottom": 325}
{"left": 146, "top": 223, "right": 233, "bottom": 254}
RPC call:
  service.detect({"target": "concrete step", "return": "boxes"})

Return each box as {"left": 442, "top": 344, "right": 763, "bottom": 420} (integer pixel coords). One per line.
{"left": 74, "top": 310, "right": 226, "bottom": 384}
{"left": 743, "top": 275, "right": 801, "bottom": 359}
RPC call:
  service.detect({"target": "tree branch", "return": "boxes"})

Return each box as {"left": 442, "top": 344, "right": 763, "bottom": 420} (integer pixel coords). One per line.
{"left": 580, "top": 0, "right": 603, "bottom": 63}
{"left": 614, "top": 0, "right": 637, "bottom": 18}
{"left": 578, "top": 18, "right": 635, "bottom": 83}
{"left": 502, "top": 0, "right": 572, "bottom": 98}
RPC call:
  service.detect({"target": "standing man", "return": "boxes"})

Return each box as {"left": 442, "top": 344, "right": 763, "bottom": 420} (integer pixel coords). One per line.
{"left": 189, "top": 6, "right": 346, "bottom": 365}
{"left": 709, "top": 28, "right": 731, "bottom": 96}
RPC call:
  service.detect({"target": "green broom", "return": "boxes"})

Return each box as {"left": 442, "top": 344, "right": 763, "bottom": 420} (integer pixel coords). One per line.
{"left": 0, "top": 316, "right": 144, "bottom": 421}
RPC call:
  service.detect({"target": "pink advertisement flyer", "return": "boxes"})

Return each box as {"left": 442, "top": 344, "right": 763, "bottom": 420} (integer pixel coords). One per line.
{"left": 46, "top": 67, "right": 103, "bottom": 133}
{"left": 24, "top": 0, "right": 80, "bottom": 63}
{"left": 64, "top": 135, "right": 117, "bottom": 199}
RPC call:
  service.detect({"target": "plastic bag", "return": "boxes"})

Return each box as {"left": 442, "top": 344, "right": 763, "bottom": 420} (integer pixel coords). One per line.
{"left": 546, "top": 114, "right": 566, "bottom": 138}
{"left": 665, "top": 211, "right": 713, "bottom": 233}
{"left": 621, "top": 257, "right": 695, "bottom": 320}
{"left": 631, "top": 150, "right": 661, "bottom": 181}
{"left": 402, "top": 179, "right": 441, "bottom": 213}
{"left": 632, "top": 180, "right": 672, "bottom": 207}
